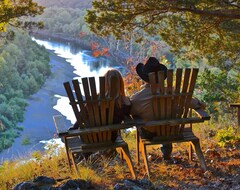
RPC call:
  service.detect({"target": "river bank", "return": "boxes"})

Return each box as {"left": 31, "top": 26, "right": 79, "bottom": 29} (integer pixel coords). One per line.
{"left": 32, "top": 31, "right": 92, "bottom": 52}
{"left": 0, "top": 51, "right": 76, "bottom": 163}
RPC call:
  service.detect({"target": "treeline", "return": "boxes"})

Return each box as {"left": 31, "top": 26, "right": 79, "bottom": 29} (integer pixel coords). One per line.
{"left": 34, "top": 7, "right": 90, "bottom": 39}
{"left": 0, "top": 30, "right": 51, "bottom": 152}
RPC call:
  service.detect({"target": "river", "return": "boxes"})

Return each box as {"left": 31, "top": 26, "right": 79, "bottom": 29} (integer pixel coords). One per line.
{"left": 0, "top": 37, "right": 123, "bottom": 163}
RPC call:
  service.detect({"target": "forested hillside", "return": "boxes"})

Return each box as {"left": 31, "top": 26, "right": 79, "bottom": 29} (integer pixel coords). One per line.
{"left": 0, "top": 30, "right": 50, "bottom": 152}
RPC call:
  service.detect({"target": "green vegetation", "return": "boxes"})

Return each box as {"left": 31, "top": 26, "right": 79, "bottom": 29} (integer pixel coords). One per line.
{"left": 21, "top": 135, "right": 31, "bottom": 145}
{"left": 198, "top": 68, "right": 240, "bottom": 120}
{"left": 86, "top": 0, "right": 240, "bottom": 67}
{"left": 0, "top": 30, "right": 50, "bottom": 152}
{"left": 216, "top": 126, "right": 240, "bottom": 148}
{"left": 32, "top": 1, "right": 239, "bottom": 123}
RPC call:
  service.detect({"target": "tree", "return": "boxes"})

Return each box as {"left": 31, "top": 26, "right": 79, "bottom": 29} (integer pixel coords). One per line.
{"left": 85, "top": 0, "right": 240, "bottom": 68}
{"left": 0, "top": 0, "right": 44, "bottom": 36}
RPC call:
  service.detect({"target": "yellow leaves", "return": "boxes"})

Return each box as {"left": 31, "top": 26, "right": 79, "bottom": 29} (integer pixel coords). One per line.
{"left": 0, "top": 23, "right": 7, "bottom": 32}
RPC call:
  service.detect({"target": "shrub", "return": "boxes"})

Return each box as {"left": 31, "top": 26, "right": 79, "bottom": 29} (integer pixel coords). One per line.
{"left": 22, "top": 136, "right": 31, "bottom": 145}
{"left": 215, "top": 126, "right": 240, "bottom": 147}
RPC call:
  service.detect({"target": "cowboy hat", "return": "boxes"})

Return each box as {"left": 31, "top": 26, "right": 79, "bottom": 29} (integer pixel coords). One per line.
{"left": 136, "top": 57, "right": 167, "bottom": 82}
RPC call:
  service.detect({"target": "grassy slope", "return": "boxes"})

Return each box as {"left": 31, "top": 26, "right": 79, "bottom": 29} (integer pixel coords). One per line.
{"left": 0, "top": 123, "right": 239, "bottom": 189}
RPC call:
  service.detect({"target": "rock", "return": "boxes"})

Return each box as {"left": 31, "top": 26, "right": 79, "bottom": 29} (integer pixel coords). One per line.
{"left": 33, "top": 176, "right": 56, "bottom": 186}
{"left": 114, "top": 179, "right": 156, "bottom": 190}
{"left": 14, "top": 182, "right": 40, "bottom": 190}
{"left": 59, "top": 179, "right": 95, "bottom": 190}
{"left": 14, "top": 176, "right": 57, "bottom": 190}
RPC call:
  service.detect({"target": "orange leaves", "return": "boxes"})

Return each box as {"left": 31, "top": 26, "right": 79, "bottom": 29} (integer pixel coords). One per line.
{"left": 124, "top": 64, "right": 143, "bottom": 96}
{"left": 91, "top": 42, "right": 110, "bottom": 57}
{"left": 92, "top": 47, "right": 110, "bottom": 57}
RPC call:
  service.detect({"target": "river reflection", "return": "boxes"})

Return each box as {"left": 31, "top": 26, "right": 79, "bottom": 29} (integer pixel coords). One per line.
{"left": 32, "top": 37, "right": 120, "bottom": 124}
{"left": 32, "top": 37, "right": 111, "bottom": 76}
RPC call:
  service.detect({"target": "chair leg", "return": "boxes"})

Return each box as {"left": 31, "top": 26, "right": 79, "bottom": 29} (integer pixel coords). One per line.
{"left": 66, "top": 150, "right": 72, "bottom": 171}
{"left": 189, "top": 142, "right": 193, "bottom": 161}
{"left": 190, "top": 140, "right": 207, "bottom": 171}
{"left": 136, "top": 129, "right": 140, "bottom": 164}
{"left": 140, "top": 140, "right": 151, "bottom": 178}
{"left": 120, "top": 146, "right": 136, "bottom": 179}
{"left": 70, "top": 152, "right": 80, "bottom": 176}
{"left": 120, "top": 149, "right": 123, "bottom": 160}
{"left": 64, "top": 138, "right": 72, "bottom": 170}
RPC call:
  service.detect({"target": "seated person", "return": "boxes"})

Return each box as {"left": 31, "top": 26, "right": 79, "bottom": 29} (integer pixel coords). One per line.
{"left": 70, "top": 68, "right": 131, "bottom": 143}
{"left": 130, "top": 57, "right": 206, "bottom": 160}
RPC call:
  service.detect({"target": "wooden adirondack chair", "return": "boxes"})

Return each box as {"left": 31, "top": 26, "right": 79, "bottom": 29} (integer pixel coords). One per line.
{"left": 135, "top": 68, "right": 210, "bottom": 177}
{"left": 53, "top": 76, "right": 136, "bottom": 179}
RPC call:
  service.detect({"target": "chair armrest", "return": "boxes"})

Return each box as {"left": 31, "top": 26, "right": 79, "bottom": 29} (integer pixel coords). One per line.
{"left": 53, "top": 115, "right": 136, "bottom": 137}
{"left": 53, "top": 115, "right": 69, "bottom": 136}
{"left": 67, "top": 122, "right": 136, "bottom": 137}
{"left": 193, "top": 108, "right": 211, "bottom": 120}
{"left": 130, "top": 115, "right": 145, "bottom": 127}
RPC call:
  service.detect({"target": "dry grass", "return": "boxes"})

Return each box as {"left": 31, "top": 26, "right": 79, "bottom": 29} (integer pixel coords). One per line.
{"left": 0, "top": 123, "right": 239, "bottom": 189}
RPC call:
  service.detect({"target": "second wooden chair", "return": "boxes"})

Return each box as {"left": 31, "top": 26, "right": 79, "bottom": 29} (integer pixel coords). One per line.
{"left": 53, "top": 76, "right": 136, "bottom": 179}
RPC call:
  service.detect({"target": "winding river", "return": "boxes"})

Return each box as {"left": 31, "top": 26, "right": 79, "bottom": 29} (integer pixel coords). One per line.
{"left": 0, "top": 37, "right": 123, "bottom": 163}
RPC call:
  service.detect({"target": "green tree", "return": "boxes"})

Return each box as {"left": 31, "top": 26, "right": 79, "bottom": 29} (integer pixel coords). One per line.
{"left": 85, "top": 0, "right": 240, "bottom": 67}
{"left": 0, "top": 0, "right": 44, "bottom": 37}
{"left": 198, "top": 68, "right": 240, "bottom": 120}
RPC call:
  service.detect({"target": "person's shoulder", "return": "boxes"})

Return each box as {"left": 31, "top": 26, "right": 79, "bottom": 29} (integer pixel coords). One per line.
{"left": 131, "top": 84, "right": 151, "bottom": 99}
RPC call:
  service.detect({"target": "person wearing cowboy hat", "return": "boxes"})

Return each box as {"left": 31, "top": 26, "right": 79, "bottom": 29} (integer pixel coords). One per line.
{"left": 130, "top": 57, "right": 206, "bottom": 160}
{"left": 130, "top": 57, "right": 173, "bottom": 160}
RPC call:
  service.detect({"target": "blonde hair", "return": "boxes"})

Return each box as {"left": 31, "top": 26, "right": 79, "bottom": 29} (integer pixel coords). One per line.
{"left": 104, "top": 68, "right": 126, "bottom": 108}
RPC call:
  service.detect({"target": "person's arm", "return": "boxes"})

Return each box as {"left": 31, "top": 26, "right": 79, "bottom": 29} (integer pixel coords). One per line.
{"left": 191, "top": 97, "right": 206, "bottom": 110}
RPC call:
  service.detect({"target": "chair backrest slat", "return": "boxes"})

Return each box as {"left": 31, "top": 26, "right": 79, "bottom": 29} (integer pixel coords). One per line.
{"left": 158, "top": 71, "right": 166, "bottom": 122}
{"left": 106, "top": 76, "right": 118, "bottom": 141}
{"left": 149, "top": 73, "right": 158, "bottom": 120}
{"left": 64, "top": 82, "right": 82, "bottom": 125}
{"left": 82, "top": 77, "right": 96, "bottom": 143}
{"left": 89, "top": 77, "right": 103, "bottom": 142}
{"left": 177, "top": 68, "right": 191, "bottom": 119}
{"left": 172, "top": 69, "right": 182, "bottom": 119}
{"left": 183, "top": 69, "right": 199, "bottom": 118}
{"left": 72, "top": 80, "right": 87, "bottom": 125}
{"left": 166, "top": 70, "right": 173, "bottom": 136}
{"left": 71, "top": 80, "right": 90, "bottom": 143}
{"left": 89, "top": 77, "right": 101, "bottom": 126}
{"left": 99, "top": 77, "right": 108, "bottom": 141}
{"left": 149, "top": 68, "right": 199, "bottom": 137}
